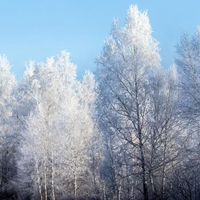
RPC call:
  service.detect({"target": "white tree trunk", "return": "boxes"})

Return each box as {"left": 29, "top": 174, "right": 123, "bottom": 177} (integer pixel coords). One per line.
{"left": 51, "top": 150, "right": 55, "bottom": 200}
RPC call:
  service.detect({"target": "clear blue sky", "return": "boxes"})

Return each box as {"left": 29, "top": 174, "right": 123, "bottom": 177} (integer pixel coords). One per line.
{"left": 0, "top": 0, "right": 199, "bottom": 80}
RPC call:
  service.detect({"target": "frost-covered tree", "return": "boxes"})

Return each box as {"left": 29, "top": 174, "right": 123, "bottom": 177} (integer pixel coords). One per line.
{"left": 176, "top": 28, "right": 200, "bottom": 127}
{"left": 173, "top": 27, "right": 200, "bottom": 200}
{"left": 96, "top": 5, "right": 180, "bottom": 200}
{"left": 0, "top": 55, "right": 17, "bottom": 198}
{"left": 17, "top": 52, "right": 97, "bottom": 200}
{"left": 96, "top": 5, "right": 160, "bottom": 200}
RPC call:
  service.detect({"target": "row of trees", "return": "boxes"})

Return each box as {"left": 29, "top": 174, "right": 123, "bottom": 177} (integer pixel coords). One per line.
{"left": 0, "top": 4, "right": 200, "bottom": 200}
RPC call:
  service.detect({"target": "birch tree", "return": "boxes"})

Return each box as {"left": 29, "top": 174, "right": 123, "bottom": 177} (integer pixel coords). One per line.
{"left": 18, "top": 52, "right": 97, "bottom": 200}
{"left": 0, "top": 55, "right": 17, "bottom": 198}
{"left": 172, "top": 27, "right": 200, "bottom": 200}
{"left": 96, "top": 5, "right": 180, "bottom": 200}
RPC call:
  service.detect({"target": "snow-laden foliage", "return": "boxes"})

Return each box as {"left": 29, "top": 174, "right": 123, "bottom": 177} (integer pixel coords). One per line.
{"left": 96, "top": 5, "right": 181, "bottom": 200}
{"left": 0, "top": 55, "right": 17, "bottom": 198}
{"left": 0, "top": 4, "right": 200, "bottom": 200}
{"left": 16, "top": 51, "right": 98, "bottom": 200}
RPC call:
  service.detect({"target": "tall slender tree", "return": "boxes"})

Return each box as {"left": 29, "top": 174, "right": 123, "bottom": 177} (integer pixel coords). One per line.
{"left": 0, "top": 55, "right": 17, "bottom": 198}
{"left": 96, "top": 5, "right": 180, "bottom": 200}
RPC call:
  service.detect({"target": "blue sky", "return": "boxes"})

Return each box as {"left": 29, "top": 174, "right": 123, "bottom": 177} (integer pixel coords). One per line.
{"left": 0, "top": 0, "right": 199, "bottom": 80}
